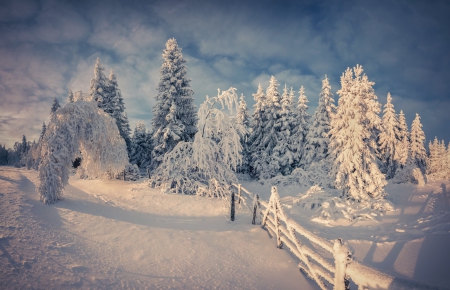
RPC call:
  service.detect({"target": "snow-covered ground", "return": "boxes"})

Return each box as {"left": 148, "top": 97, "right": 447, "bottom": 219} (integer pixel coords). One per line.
{"left": 2, "top": 166, "right": 450, "bottom": 289}
{"left": 241, "top": 179, "right": 450, "bottom": 288}
{"left": 0, "top": 166, "right": 317, "bottom": 290}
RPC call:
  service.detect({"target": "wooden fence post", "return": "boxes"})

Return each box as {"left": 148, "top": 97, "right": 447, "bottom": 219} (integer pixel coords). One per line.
{"left": 230, "top": 191, "right": 235, "bottom": 221}
{"left": 252, "top": 194, "right": 260, "bottom": 225}
{"left": 123, "top": 169, "right": 126, "bottom": 181}
{"left": 237, "top": 184, "right": 241, "bottom": 204}
{"left": 333, "top": 239, "right": 350, "bottom": 290}
{"left": 274, "top": 201, "right": 282, "bottom": 249}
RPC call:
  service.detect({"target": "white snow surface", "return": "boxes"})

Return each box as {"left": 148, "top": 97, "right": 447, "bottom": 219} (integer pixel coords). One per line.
{"left": 0, "top": 167, "right": 317, "bottom": 290}
{"left": 241, "top": 179, "right": 450, "bottom": 289}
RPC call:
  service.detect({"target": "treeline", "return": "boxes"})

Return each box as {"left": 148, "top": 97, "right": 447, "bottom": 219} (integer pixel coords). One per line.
{"left": 2, "top": 38, "right": 449, "bottom": 206}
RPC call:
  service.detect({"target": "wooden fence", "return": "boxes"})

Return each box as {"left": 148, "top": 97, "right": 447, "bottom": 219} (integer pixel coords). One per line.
{"left": 230, "top": 184, "right": 442, "bottom": 290}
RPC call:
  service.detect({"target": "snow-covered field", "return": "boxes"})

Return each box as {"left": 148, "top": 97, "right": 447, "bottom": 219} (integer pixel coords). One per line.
{"left": 1, "top": 166, "right": 450, "bottom": 289}
{"left": 0, "top": 166, "right": 317, "bottom": 290}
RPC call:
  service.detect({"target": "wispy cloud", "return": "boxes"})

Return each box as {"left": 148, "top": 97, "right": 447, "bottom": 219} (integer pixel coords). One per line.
{"left": 0, "top": 0, "right": 449, "bottom": 147}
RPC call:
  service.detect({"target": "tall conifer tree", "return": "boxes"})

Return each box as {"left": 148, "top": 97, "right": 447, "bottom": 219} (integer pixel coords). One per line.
{"left": 89, "top": 58, "right": 109, "bottom": 110}
{"left": 235, "top": 94, "right": 251, "bottom": 173}
{"left": 248, "top": 84, "right": 267, "bottom": 177}
{"left": 379, "top": 93, "right": 400, "bottom": 179}
{"left": 410, "top": 113, "right": 427, "bottom": 172}
{"left": 108, "top": 69, "right": 132, "bottom": 154}
{"left": 272, "top": 84, "right": 296, "bottom": 175}
{"left": 151, "top": 38, "right": 197, "bottom": 170}
{"left": 292, "top": 86, "right": 310, "bottom": 167}
{"left": 330, "top": 65, "right": 387, "bottom": 202}
{"left": 301, "top": 76, "right": 335, "bottom": 169}
{"left": 396, "top": 110, "right": 410, "bottom": 167}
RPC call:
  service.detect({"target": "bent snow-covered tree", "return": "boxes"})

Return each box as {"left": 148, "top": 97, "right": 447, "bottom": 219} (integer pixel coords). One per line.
{"left": 38, "top": 100, "right": 129, "bottom": 204}
{"left": 150, "top": 88, "right": 244, "bottom": 196}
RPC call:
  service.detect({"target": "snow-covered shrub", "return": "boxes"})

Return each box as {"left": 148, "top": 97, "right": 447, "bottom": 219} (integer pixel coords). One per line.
{"left": 150, "top": 88, "right": 244, "bottom": 196}
{"left": 392, "top": 160, "right": 427, "bottom": 186}
{"left": 292, "top": 185, "right": 394, "bottom": 223}
{"left": 263, "top": 159, "right": 334, "bottom": 188}
{"left": 38, "top": 100, "right": 129, "bottom": 204}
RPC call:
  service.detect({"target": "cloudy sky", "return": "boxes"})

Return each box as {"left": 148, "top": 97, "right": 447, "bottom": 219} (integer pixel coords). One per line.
{"left": 0, "top": 0, "right": 449, "bottom": 148}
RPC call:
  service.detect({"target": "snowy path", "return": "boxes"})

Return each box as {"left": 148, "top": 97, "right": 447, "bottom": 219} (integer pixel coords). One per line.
{"left": 0, "top": 167, "right": 318, "bottom": 289}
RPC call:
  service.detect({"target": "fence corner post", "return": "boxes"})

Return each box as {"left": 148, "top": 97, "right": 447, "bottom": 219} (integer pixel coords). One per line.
{"left": 230, "top": 190, "right": 235, "bottom": 222}
{"left": 333, "top": 238, "right": 350, "bottom": 290}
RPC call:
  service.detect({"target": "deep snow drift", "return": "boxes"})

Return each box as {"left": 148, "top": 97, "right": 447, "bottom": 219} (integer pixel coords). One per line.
{"left": 0, "top": 167, "right": 316, "bottom": 289}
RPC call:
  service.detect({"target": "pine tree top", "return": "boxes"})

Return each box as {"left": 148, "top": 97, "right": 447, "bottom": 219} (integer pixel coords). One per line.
{"left": 266, "top": 76, "right": 281, "bottom": 105}
{"left": 51, "top": 97, "right": 61, "bottom": 114}
{"left": 68, "top": 90, "right": 74, "bottom": 103}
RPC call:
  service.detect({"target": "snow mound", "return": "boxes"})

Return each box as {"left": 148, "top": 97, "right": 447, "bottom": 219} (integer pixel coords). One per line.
{"left": 287, "top": 185, "right": 394, "bottom": 224}
{"left": 263, "top": 160, "right": 334, "bottom": 188}
{"left": 392, "top": 162, "right": 427, "bottom": 186}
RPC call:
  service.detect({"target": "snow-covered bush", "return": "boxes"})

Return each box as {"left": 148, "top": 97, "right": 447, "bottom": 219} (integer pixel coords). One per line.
{"left": 150, "top": 88, "right": 244, "bottom": 196}
{"left": 263, "top": 159, "right": 334, "bottom": 188}
{"left": 293, "top": 186, "right": 394, "bottom": 223}
{"left": 392, "top": 159, "right": 426, "bottom": 186}
{"left": 38, "top": 100, "right": 129, "bottom": 204}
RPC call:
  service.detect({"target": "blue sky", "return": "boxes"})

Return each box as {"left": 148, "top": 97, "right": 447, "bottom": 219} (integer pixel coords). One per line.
{"left": 0, "top": 0, "right": 449, "bottom": 148}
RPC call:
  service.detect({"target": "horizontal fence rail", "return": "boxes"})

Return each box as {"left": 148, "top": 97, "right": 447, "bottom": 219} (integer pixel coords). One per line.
{"left": 230, "top": 184, "right": 443, "bottom": 290}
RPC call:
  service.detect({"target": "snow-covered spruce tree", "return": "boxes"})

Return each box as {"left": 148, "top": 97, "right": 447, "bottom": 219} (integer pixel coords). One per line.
{"left": 396, "top": 110, "right": 409, "bottom": 167}
{"left": 89, "top": 58, "right": 109, "bottom": 110}
{"left": 301, "top": 76, "right": 336, "bottom": 169}
{"left": 40, "top": 122, "right": 46, "bottom": 141}
{"left": 329, "top": 65, "right": 390, "bottom": 209}
{"left": 235, "top": 94, "right": 251, "bottom": 173}
{"left": 150, "top": 38, "right": 197, "bottom": 171}
{"left": 292, "top": 86, "right": 310, "bottom": 168}
{"left": 248, "top": 84, "right": 267, "bottom": 178}
{"left": 272, "top": 84, "right": 296, "bottom": 175}
{"left": 378, "top": 93, "right": 400, "bottom": 179}
{"left": 428, "top": 138, "right": 448, "bottom": 179}
{"left": 50, "top": 97, "right": 61, "bottom": 115}
{"left": 68, "top": 90, "right": 74, "bottom": 103}
{"left": 130, "top": 122, "right": 153, "bottom": 169}
{"left": 74, "top": 91, "right": 85, "bottom": 102}
{"left": 410, "top": 113, "right": 427, "bottom": 173}
{"left": 38, "top": 100, "right": 128, "bottom": 204}
{"left": 107, "top": 69, "right": 132, "bottom": 154}
{"left": 150, "top": 88, "right": 244, "bottom": 196}
{"left": 253, "top": 76, "right": 282, "bottom": 179}
{"left": 427, "top": 137, "right": 440, "bottom": 176}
